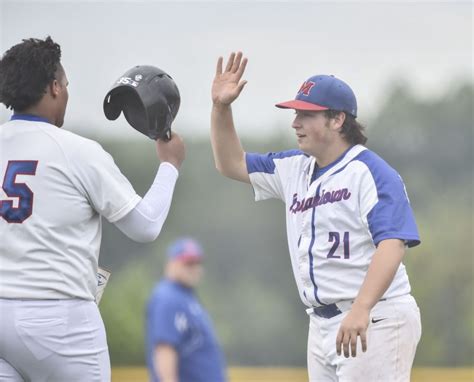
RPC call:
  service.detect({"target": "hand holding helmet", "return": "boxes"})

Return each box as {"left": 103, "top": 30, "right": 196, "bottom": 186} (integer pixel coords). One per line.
{"left": 155, "top": 131, "right": 185, "bottom": 170}
{"left": 103, "top": 65, "right": 185, "bottom": 169}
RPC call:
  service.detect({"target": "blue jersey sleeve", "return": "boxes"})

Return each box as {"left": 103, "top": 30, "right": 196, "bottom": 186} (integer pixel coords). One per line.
{"left": 357, "top": 151, "right": 420, "bottom": 248}
{"left": 147, "top": 297, "right": 186, "bottom": 348}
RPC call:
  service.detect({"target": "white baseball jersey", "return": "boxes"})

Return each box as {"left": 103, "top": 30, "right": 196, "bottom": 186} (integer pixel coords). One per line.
{"left": 246, "top": 144, "right": 420, "bottom": 308}
{"left": 0, "top": 115, "right": 141, "bottom": 300}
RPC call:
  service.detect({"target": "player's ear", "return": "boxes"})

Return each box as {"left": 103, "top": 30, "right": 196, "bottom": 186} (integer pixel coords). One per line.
{"left": 50, "top": 65, "right": 67, "bottom": 98}
{"left": 332, "top": 111, "right": 346, "bottom": 131}
{"left": 48, "top": 79, "right": 61, "bottom": 98}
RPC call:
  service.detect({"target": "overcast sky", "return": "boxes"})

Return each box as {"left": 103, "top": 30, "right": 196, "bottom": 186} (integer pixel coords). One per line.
{"left": 0, "top": 0, "right": 472, "bottom": 139}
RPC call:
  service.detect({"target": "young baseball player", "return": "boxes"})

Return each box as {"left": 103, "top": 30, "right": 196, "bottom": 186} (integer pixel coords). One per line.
{"left": 210, "top": 52, "right": 421, "bottom": 382}
{"left": 0, "top": 37, "right": 184, "bottom": 381}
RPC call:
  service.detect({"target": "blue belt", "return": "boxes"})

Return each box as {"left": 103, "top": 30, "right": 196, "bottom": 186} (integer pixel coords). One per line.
{"left": 313, "top": 298, "right": 387, "bottom": 319}
{"left": 313, "top": 303, "right": 343, "bottom": 319}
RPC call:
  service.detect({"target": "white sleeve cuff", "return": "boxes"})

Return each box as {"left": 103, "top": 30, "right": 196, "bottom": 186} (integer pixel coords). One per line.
{"left": 159, "top": 162, "right": 179, "bottom": 178}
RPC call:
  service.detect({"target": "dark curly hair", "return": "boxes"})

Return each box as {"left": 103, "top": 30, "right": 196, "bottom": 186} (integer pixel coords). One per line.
{"left": 324, "top": 110, "right": 368, "bottom": 145}
{"left": 0, "top": 36, "right": 62, "bottom": 111}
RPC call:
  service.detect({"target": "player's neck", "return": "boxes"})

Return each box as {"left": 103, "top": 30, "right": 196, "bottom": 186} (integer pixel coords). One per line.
{"left": 19, "top": 102, "right": 56, "bottom": 126}
{"left": 314, "top": 141, "right": 352, "bottom": 168}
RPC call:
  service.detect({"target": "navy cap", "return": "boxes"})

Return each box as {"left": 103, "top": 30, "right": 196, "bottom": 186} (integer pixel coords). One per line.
{"left": 167, "top": 238, "right": 203, "bottom": 263}
{"left": 276, "top": 75, "right": 357, "bottom": 117}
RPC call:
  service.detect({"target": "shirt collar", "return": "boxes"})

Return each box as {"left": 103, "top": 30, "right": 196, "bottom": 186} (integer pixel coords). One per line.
{"left": 10, "top": 114, "right": 50, "bottom": 124}
{"left": 311, "top": 145, "right": 355, "bottom": 184}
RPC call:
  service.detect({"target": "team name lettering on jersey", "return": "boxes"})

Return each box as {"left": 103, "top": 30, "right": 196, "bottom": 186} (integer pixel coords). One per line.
{"left": 289, "top": 188, "right": 351, "bottom": 214}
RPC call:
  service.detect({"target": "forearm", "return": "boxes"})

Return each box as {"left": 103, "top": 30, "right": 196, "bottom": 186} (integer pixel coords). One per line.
{"left": 210, "top": 103, "right": 249, "bottom": 182}
{"left": 352, "top": 239, "right": 406, "bottom": 310}
{"left": 114, "top": 163, "right": 178, "bottom": 242}
{"left": 154, "top": 345, "right": 178, "bottom": 382}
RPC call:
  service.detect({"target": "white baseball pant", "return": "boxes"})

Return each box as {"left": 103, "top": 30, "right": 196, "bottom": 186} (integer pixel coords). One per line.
{"left": 307, "top": 294, "right": 422, "bottom": 382}
{"left": 0, "top": 299, "right": 110, "bottom": 381}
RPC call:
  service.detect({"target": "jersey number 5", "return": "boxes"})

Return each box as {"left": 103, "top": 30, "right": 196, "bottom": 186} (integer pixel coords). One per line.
{"left": 0, "top": 161, "right": 38, "bottom": 223}
{"left": 327, "top": 231, "right": 350, "bottom": 259}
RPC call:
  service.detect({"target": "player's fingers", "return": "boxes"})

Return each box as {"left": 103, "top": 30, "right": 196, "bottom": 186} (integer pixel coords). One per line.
{"left": 350, "top": 332, "right": 358, "bottom": 357}
{"left": 336, "top": 329, "right": 343, "bottom": 356}
{"left": 360, "top": 329, "right": 367, "bottom": 353}
{"left": 236, "top": 57, "right": 248, "bottom": 80}
{"left": 342, "top": 332, "right": 351, "bottom": 358}
{"left": 236, "top": 80, "right": 248, "bottom": 95}
{"left": 216, "top": 56, "right": 223, "bottom": 75}
{"left": 225, "top": 52, "right": 235, "bottom": 72}
{"left": 231, "top": 51, "right": 243, "bottom": 73}
{"left": 168, "top": 131, "right": 182, "bottom": 140}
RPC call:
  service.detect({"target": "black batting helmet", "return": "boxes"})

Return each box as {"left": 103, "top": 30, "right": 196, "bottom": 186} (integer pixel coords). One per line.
{"left": 103, "top": 65, "right": 180, "bottom": 140}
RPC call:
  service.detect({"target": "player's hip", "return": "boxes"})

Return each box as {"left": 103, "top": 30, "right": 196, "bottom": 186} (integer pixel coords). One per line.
{"left": 0, "top": 299, "right": 110, "bottom": 381}
{"left": 0, "top": 299, "right": 107, "bottom": 352}
{"left": 307, "top": 294, "right": 420, "bottom": 324}
{"left": 307, "top": 295, "right": 421, "bottom": 382}
{"left": 298, "top": 268, "right": 412, "bottom": 308}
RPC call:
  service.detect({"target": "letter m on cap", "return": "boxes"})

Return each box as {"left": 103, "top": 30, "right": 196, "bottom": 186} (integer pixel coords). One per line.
{"left": 298, "top": 81, "right": 315, "bottom": 96}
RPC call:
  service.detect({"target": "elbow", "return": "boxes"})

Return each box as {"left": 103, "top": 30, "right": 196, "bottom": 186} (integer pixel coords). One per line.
{"left": 215, "top": 162, "right": 227, "bottom": 176}
{"left": 131, "top": 226, "right": 163, "bottom": 243}
{"left": 215, "top": 162, "right": 236, "bottom": 179}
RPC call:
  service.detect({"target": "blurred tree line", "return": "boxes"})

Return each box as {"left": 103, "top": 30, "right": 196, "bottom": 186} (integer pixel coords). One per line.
{"left": 91, "top": 81, "right": 472, "bottom": 367}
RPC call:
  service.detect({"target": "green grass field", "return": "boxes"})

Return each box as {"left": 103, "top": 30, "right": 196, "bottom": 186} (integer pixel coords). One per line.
{"left": 112, "top": 367, "right": 474, "bottom": 382}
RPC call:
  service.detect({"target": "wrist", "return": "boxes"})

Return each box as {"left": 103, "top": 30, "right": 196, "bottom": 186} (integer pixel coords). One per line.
{"left": 159, "top": 162, "right": 179, "bottom": 177}
{"left": 212, "top": 102, "right": 232, "bottom": 111}
{"left": 351, "top": 300, "right": 373, "bottom": 312}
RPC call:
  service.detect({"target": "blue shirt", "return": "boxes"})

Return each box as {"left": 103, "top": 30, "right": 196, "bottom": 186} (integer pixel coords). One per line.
{"left": 145, "top": 279, "right": 226, "bottom": 382}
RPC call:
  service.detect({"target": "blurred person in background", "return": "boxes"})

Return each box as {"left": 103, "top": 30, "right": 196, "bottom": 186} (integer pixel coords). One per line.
{"left": 145, "top": 238, "right": 227, "bottom": 382}
{"left": 0, "top": 36, "right": 184, "bottom": 381}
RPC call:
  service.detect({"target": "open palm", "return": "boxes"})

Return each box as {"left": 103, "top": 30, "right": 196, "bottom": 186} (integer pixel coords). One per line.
{"left": 212, "top": 52, "right": 248, "bottom": 105}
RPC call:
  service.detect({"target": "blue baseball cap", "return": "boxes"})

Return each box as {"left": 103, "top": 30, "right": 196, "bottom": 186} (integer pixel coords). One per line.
{"left": 167, "top": 238, "right": 204, "bottom": 263}
{"left": 276, "top": 74, "right": 357, "bottom": 117}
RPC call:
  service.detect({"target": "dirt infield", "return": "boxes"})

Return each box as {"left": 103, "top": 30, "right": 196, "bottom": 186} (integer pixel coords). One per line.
{"left": 112, "top": 367, "right": 474, "bottom": 381}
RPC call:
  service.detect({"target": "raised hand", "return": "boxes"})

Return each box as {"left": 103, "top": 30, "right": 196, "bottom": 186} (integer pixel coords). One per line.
{"left": 212, "top": 52, "right": 248, "bottom": 106}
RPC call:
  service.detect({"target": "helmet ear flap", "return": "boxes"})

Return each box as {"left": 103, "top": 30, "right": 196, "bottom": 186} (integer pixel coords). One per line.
{"left": 103, "top": 91, "right": 123, "bottom": 121}
{"left": 148, "top": 103, "right": 172, "bottom": 141}
{"left": 121, "top": 92, "right": 147, "bottom": 136}
{"left": 159, "top": 106, "right": 173, "bottom": 141}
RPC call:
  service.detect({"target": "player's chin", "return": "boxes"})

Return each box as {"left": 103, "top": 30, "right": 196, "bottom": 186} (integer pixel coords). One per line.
{"left": 296, "top": 137, "right": 309, "bottom": 151}
{"left": 296, "top": 142, "right": 314, "bottom": 157}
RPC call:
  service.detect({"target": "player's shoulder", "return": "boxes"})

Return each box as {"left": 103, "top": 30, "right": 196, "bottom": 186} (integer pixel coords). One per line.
{"left": 246, "top": 149, "right": 310, "bottom": 174}
{"left": 150, "top": 280, "right": 188, "bottom": 306}
{"left": 351, "top": 147, "right": 400, "bottom": 183}
{"left": 40, "top": 126, "right": 113, "bottom": 167}
{"left": 269, "top": 149, "right": 308, "bottom": 160}
{"left": 41, "top": 125, "right": 104, "bottom": 152}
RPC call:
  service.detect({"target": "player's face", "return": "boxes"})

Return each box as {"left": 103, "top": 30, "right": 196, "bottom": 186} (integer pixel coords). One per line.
{"left": 291, "top": 110, "right": 337, "bottom": 156}
{"left": 177, "top": 260, "right": 203, "bottom": 288}
{"left": 54, "top": 66, "right": 69, "bottom": 127}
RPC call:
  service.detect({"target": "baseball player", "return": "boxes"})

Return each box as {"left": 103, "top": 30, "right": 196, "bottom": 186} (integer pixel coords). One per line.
{"left": 0, "top": 37, "right": 184, "bottom": 381}
{"left": 210, "top": 52, "right": 422, "bottom": 381}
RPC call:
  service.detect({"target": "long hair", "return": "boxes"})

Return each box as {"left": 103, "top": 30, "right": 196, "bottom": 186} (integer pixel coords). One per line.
{"left": 324, "top": 110, "right": 368, "bottom": 145}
